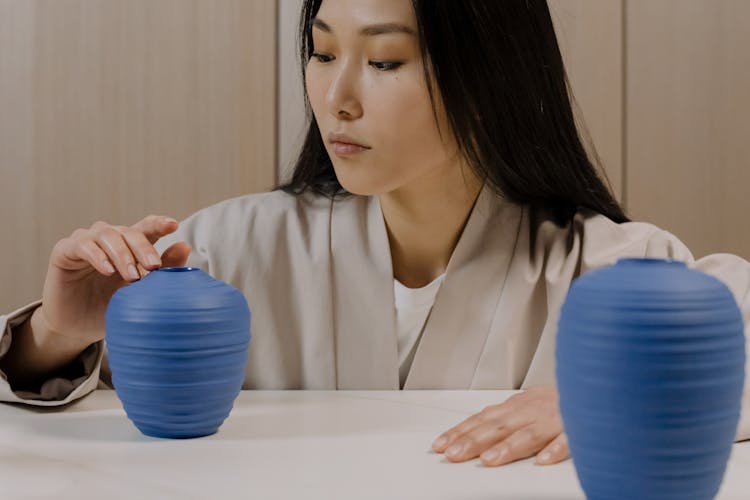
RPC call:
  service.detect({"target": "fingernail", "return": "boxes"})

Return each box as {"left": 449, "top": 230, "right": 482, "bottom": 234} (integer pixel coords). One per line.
{"left": 538, "top": 452, "right": 552, "bottom": 463}
{"left": 146, "top": 254, "right": 160, "bottom": 267}
{"left": 128, "top": 264, "right": 140, "bottom": 280}
{"left": 162, "top": 217, "right": 178, "bottom": 225}
{"left": 102, "top": 260, "right": 115, "bottom": 274}
{"left": 446, "top": 444, "right": 464, "bottom": 458}
{"left": 482, "top": 449, "right": 500, "bottom": 462}
{"left": 433, "top": 436, "right": 448, "bottom": 449}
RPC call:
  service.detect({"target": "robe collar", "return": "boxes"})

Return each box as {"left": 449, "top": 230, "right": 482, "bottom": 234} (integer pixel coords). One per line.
{"left": 330, "top": 182, "right": 523, "bottom": 389}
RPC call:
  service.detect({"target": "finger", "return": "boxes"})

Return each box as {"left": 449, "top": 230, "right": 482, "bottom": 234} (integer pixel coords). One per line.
{"left": 160, "top": 242, "right": 192, "bottom": 268}
{"left": 91, "top": 224, "right": 141, "bottom": 282}
{"left": 131, "top": 215, "right": 179, "bottom": 244}
{"left": 442, "top": 421, "right": 515, "bottom": 463}
{"left": 432, "top": 402, "right": 518, "bottom": 453}
{"left": 55, "top": 235, "right": 116, "bottom": 276}
{"left": 118, "top": 226, "right": 162, "bottom": 270}
{"left": 535, "top": 432, "right": 570, "bottom": 466}
{"left": 77, "top": 239, "right": 117, "bottom": 276}
{"left": 433, "top": 412, "right": 490, "bottom": 453}
{"left": 479, "top": 423, "right": 558, "bottom": 467}
{"left": 136, "top": 262, "right": 150, "bottom": 279}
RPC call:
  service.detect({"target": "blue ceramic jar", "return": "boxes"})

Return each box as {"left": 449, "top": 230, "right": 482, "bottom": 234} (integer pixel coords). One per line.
{"left": 556, "top": 258, "right": 745, "bottom": 500}
{"left": 105, "top": 267, "right": 250, "bottom": 438}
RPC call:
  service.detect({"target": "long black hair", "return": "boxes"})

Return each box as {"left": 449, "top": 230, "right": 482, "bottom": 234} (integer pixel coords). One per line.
{"left": 277, "top": 0, "right": 629, "bottom": 226}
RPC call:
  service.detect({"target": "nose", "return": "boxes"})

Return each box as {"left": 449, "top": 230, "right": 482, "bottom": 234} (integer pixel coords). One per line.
{"left": 325, "top": 58, "right": 363, "bottom": 120}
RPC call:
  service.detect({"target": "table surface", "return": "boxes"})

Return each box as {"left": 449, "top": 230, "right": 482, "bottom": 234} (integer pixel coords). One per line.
{"left": 1, "top": 390, "right": 748, "bottom": 500}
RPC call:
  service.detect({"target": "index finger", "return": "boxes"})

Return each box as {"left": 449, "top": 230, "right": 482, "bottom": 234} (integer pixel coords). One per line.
{"left": 131, "top": 215, "right": 179, "bottom": 244}
{"left": 432, "top": 403, "right": 512, "bottom": 452}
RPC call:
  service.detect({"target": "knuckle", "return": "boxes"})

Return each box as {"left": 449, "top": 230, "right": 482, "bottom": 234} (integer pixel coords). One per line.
{"left": 90, "top": 220, "right": 109, "bottom": 231}
{"left": 116, "top": 248, "right": 135, "bottom": 264}
{"left": 443, "top": 431, "right": 458, "bottom": 442}
{"left": 136, "top": 214, "right": 159, "bottom": 228}
{"left": 51, "top": 238, "right": 68, "bottom": 254}
{"left": 522, "top": 426, "right": 540, "bottom": 442}
{"left": 85, "top": 239, "right": 104, "bottom": 255}
{"left": 478, "top": 405, "right": 497, "bottom": 419}
{"left": 70, "top": 228, "right": 88, "bottom": 239}
{"left": 119, "top": 226, "right": 140, "bottom": 239}
{"left": 457, "top": 437, "right": 476, "bottom": 450}
{"left": 83, "top": 245, "right": 103, "bottom": 262}
{"left": 92, "top": 225, "right": 116, "bottom": 239}
{"left": 79, "top": 238, "right": 95, "bottom": 251}
{"left": 529, "top": 400, "right": 544, "bottom": 412}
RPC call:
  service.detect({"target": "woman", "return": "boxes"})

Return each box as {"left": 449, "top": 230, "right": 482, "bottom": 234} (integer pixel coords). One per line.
{"left": 1, "top": 0, "right": 748, "bottom": 469}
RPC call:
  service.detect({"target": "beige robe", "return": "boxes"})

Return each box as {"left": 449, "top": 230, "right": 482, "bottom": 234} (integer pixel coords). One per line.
{"left": 2, "top": 183, "right": 749, "bottom": 440}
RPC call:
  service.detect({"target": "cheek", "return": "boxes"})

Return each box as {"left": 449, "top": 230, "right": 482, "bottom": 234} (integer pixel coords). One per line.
{"left": 374, "top": 78, "right": 453, "bottom": 164}
{"left": 305, "top": 66, "right": 328, "bottom": 118}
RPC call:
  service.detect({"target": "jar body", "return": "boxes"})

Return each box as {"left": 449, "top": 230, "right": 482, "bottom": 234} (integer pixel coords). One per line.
{"left": 556, "top": 259, "right": 745, "bottom": 500}
{"left": 105, "top": 267, "right": 251, "bottom": 438}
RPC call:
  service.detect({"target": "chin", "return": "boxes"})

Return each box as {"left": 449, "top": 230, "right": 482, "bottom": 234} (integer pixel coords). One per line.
{"left": 332, "top": 166, "right": 394, "bottom": 197}
{"left": 337, "top": 179, "right": 382, "bottom": 197}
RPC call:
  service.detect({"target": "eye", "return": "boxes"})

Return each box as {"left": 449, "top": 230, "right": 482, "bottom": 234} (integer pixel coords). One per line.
{"left": 369, "top": 61, "right": 403, "bottom": 72}
{"left": 311, "top": 52, "right": 334, "bottom": 63}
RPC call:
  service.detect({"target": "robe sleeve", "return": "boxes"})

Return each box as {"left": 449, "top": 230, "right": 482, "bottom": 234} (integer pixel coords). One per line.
{"left": 0, "top": 209, "right": 211, "bottom": 407}
{"left": 579, "top": 216, "right": 750, "bottom": 442}
{"left": 522, "top": 210, "right": 749, "bottom": 442}
{"left": 642, "top": 229, "right": 750, "bottom": 443}
{"left": 0, "top": 302, "right": 104, "bottom": 405}
{"left": 0, "top": 190, "right": 294, "bottom": 406}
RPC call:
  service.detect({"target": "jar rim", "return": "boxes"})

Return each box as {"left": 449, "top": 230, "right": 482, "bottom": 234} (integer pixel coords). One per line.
{"left": 155, "top": 267, "right": 200, "bottom": 273}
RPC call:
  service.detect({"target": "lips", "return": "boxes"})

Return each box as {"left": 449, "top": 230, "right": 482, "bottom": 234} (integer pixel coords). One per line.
{"left": 332, "top": 142, "right": 369, "bottom": 155}
{"left": 328, "top": 132, "right": 371, "bottom": 157}
{"left": 327, "top": 132, "right": 371, "bottom": 149}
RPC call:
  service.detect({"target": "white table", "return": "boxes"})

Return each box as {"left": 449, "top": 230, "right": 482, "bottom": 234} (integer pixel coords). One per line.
{"left": 1, "top": 390, "right": 748, "bottom": 499}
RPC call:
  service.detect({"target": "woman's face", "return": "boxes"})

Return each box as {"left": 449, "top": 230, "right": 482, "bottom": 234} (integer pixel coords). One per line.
{"left": 306, "top": 0, "right": 462, "bottom": 196}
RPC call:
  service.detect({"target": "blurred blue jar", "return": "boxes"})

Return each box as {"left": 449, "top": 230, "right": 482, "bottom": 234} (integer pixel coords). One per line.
{"left": 105, "top": 267, "right": 251, "bottom": 438}
{"left": 556, "top": 258, "right": 745, "bottom": 500}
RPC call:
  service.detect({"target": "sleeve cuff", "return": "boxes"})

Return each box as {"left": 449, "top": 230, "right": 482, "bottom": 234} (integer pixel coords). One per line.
{"left": 0, "top": 301, "right": 105, "bottom": 406}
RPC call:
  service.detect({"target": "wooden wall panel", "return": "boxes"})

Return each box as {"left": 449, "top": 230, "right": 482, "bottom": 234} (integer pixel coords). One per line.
{"left": 278, "top": 0, "right": 306, "bottom": 182}
{"left": 549, "top": 0, "right": 624, "bottom": 201}
{"left": 626, "top": 0, "right": 750, "bottom": 258}
{"left": 0, "top": 0, "right": 277, "bottom": 312}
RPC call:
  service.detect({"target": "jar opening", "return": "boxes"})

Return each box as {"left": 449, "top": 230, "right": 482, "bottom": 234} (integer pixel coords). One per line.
{"left": 617, "top": 258, "right": 686, "bottom": 267}
{"left": 156, "top": 267, "right": 200, "bottom": 272}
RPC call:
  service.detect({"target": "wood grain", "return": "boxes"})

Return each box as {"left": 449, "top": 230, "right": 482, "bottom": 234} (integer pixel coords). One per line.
{"left": 549, "top": 0, "right": 624, "bottom": 201}
{"left": 0, "top": 0, "right": 277, "bottom": 311}
{"left": 626, "top": 0, "right": 750, "bottom": 258}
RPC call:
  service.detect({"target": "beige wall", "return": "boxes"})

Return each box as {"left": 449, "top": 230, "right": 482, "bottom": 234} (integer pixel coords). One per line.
{"left": 278, "top": 0, "right": 306, "bottom": 184}
{"left": 553, "top": 0, "right": 749, "bottom": 259}
{"left": 549, "top": 0, "right": 624, "bottom": 201}
{"left": 0, "top": 0, "right": 277, "bottom": 311}
{"left": 625, "top": 0, "right": 750, "bottom": 258}
{"left": 2, "top": 0, "right": 747, "bottom": 311}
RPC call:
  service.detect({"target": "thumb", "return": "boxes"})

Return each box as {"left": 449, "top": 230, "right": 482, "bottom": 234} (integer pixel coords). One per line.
{"left": 160, "top": 241, "right": 192, "bottom": 268}
{"left": 535, "top": 432, "right": 569, "bottom": 466}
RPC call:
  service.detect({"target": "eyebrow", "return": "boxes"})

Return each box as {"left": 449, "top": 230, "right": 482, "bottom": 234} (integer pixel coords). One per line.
{"left": 311, "top": 17, "right": 416, "bottom": 37}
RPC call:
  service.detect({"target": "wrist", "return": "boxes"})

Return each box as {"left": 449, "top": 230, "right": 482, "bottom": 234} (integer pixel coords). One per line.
{"left": 30, "top": 307, "right": 94, "bottom": 357}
